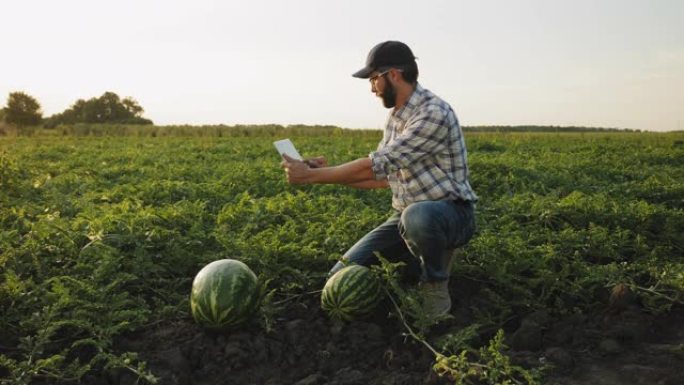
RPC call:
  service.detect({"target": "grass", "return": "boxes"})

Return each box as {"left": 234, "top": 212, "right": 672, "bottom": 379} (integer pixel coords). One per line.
{"left": 1, "top": 128, "right": 682, "bottom": 384}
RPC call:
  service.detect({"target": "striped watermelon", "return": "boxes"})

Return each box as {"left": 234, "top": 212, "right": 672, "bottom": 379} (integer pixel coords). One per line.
{"left": 321, "top": 265, "right": 383, "bottom": 321}
{"left": 190, "top": 259, "right": 260, "bottom": 330}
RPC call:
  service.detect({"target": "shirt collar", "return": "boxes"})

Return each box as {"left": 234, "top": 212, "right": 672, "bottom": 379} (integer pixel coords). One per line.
{"left": 392, "top": 83, "right": 425, "bottom": 122}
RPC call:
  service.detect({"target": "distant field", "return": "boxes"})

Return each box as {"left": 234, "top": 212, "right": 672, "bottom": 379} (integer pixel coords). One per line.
{"left": 1, "top": 130, "right": 682, "bottom": 384}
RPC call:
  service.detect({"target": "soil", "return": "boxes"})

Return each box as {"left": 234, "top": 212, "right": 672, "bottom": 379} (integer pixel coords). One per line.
{"left": 96, "top": 283, "right": 683, "bottom": 385}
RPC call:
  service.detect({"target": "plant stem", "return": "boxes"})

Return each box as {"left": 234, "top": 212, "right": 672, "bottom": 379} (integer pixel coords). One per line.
{"left": 384, "top": 288, "right": 439, "bottom": 356}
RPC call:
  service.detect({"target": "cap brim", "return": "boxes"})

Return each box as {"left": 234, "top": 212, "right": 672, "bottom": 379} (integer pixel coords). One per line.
{"left": 352, "top": 66, "right": 373, "bottom": 79}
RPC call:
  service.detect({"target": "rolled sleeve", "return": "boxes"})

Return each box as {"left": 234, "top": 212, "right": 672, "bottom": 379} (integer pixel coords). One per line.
{"left": 369, "top": 150, "right": 391, "bottom": 180}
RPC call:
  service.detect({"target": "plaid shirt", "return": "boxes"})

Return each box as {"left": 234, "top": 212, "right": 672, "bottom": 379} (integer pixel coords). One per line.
{"left": 369, "top": 84, "right": 478, "bottom": 211}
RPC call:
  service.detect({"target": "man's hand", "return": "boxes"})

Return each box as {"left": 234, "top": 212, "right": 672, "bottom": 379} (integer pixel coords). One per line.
{"left": 280, "top": 154, "right": 311, "bottom": 184}
{"left": 304, "top": 156, "right": 327, "bottom": 168}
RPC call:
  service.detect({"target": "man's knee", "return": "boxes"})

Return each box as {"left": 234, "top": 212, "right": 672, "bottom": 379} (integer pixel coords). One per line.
{"left": 399, "top": 202, "right": 440, "bottom": 241}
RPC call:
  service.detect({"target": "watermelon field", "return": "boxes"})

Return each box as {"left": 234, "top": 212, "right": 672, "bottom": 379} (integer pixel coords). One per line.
{"left": 1, "top": 127, "right": 683, "bottom": 385}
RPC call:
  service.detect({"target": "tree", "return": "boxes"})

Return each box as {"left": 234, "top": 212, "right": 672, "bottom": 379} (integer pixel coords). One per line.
{"left": 44, "top": 91, "right": 152, "bottom": 128}
{"left": 122, "top": 97, "right": 144, "bottom": 117}
{"left": 4, "top": 92, "right": 42, "bottom": 127}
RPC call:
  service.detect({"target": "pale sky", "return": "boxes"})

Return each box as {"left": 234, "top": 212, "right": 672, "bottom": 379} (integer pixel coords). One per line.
{"left": 2, "top": 0, "right": 683, "bottom": 131}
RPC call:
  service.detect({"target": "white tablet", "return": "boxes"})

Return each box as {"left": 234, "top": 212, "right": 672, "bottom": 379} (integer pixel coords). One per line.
{"left": 273, "top": 139, "right": 303, "bottom": 161}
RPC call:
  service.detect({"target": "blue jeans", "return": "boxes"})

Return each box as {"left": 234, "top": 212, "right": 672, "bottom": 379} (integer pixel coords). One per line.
{"left": 329, "top": 200, "right": 476, "bottom": 282}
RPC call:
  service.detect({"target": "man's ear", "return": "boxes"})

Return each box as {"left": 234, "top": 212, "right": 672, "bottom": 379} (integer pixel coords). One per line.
{"left": 388, "top": 68, "right": 403, "bottom": 84}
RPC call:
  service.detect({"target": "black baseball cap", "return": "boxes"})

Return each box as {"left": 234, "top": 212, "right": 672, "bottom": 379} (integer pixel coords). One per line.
{"left": 352, "top": 41, "right": 417, "bottom": 79}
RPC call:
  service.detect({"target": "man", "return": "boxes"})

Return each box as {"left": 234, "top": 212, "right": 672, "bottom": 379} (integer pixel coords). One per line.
{"left": 281, "top": 41, "right": 477, "bottom": 318}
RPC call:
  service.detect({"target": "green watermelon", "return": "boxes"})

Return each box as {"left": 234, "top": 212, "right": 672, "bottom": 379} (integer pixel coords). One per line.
{"left": 321, "top": 265, "right": 383, "bottom": 321}
{"left": 190, "top": 259, "right": 260, "bottom": 330}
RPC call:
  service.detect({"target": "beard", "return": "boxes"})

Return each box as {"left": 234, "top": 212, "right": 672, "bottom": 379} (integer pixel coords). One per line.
{"left": 381, "top": 80, "right": 397, "bottom": 108}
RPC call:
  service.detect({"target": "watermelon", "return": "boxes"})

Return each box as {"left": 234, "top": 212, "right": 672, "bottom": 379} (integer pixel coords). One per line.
{"left": 321, "top": 265, "right": 383, "bottom": 321}
{"left": 190, "top": 259, "right": 260, "bottom": 330}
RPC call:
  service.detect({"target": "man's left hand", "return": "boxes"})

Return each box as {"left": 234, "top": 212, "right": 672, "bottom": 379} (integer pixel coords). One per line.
{"left": 281, "top": 154, "right": 311, "bottom": 184}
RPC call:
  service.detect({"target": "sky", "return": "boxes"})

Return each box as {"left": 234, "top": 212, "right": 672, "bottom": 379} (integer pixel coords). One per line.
{"left": 1, "top": 0, "right": 683, "bottom": 131}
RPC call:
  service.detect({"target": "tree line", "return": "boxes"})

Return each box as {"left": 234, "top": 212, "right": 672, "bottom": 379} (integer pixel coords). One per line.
{"left": 2, "top": 91, "right": 644, "bottom": 133}
{"left": 1, "top": 91, "right": 153, "bottom": 128}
